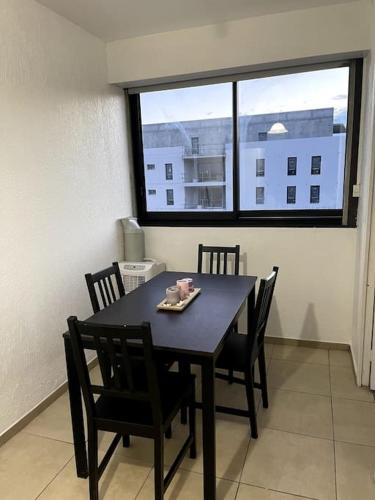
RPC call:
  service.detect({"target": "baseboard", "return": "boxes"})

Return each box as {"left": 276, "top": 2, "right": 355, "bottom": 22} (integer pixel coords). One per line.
{"left": 0, "top": 357, "right": 98, "bottom": 448}
{"left": 265, "top": 336, "right": 350, "bottom": 351}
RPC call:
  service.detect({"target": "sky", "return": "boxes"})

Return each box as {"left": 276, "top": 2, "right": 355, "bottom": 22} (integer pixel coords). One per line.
{"left": 140, "top": 66, "right": 349, "bottom": 126}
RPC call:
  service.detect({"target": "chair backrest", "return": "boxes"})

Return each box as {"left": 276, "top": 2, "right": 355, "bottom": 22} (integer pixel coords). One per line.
{"left": 197, "top": 244, "right": 240, "bottom": 275}
{"left": 250, "top": 266, "right": 279, "bottom": 349}
{"left": 85, "top": 262, "right": 125, "bottom": 313}
{"left": 67, "top": 317, "right": 161, "bottom": 425}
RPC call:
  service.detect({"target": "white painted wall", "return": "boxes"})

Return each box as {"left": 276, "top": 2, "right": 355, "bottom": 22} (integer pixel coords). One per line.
{"left": 0, "top": 0, "right": 132, "bottom": 435}
{"left": 144, "top": 227, "right": 356, "bottom": 345}
{"left": 107, "top": 1, "right": 370, "bottom": 85}
{"left": 105, "top": 1, "right": 373, "bottom": 355}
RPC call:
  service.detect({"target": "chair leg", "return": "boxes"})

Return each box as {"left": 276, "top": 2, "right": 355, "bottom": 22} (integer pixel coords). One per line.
{"left": 228, "top": 368, "right": 234, "bottom": 384}
{"left": 244, "top": 369, "right": 258, "bottom": 439}
{"left": 154, "top": 434, "right": 164, "bottom": 500}
{"left": 122, "top": 434, "right": 130, "bottom": 447}
{"left": 88, "top": 425, "right": 99, "bottom": 500}
{"left": 165, "top": 425, "right": 172, "bottom": 439}
{"left": 189, "top": 387, "right": 197, "bottom": 459}
{"left": 258, "top": 346, "right": 269, "bottom": 409}
{"left": 179, "top": 361, "right": 191, "bottom": 424}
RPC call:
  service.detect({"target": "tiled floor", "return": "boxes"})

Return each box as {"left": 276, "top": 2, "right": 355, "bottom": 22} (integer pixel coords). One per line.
{"left": 1, "top": 344, "right": 375, "bottom": 499}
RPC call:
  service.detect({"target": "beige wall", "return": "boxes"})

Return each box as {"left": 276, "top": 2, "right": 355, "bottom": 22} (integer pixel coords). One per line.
{"left": 107, "top": 1, "right": 370, "bottom": 85}
{"left": 105, "top": 1, "right": 374, "bottom": 362}
{"left": 0, "top": 0, "right": 132, "bottom": 435}
{"left": 145, "top": 227, "right": 356, "bottom": 344}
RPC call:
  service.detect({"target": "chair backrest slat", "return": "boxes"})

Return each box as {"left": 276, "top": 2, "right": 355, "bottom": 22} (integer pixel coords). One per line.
{"left": 197, "top": 244, "right": 240, "bottom": 276}
{"left": 85, "top": 262, "right": 125, "bottom": 313}
{"left": 67, "top": 318, "right": 162, "bottom": 425}
{"left": 249, "top": 266, "right": 279, "bottom": 353}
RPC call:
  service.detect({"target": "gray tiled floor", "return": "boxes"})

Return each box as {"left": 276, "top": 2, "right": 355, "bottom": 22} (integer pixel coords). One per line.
{"left": 1, "top": 344, "right": 374, "bottom": 499}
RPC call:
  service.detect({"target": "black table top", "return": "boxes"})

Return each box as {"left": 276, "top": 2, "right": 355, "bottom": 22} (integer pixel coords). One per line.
{"left": 83, "top": 272, "right": 256, "bottom": 358}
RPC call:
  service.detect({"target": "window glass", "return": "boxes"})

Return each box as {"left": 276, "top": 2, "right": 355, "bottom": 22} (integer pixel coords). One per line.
{"left": 239, "top": 67, "right": 349, "bottom": 210}
{"left": 140, "top": 83, "right": 233, "bottom": 212}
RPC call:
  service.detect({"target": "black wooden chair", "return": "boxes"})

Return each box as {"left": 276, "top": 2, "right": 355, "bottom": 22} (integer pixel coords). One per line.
{"left": 67, "top": 317, "right": 196, "bottom": 500}
{"left": 215, "top": 266, "right": 279, "bottom": 439}
{"left": 197, "top": 244, "right": 240, "bottom": 275}
{"left": 196, "top": 244, "right": 241, "bottom": 388}
{"left": 85, "top": 262, "right": 125, "bottom": 314}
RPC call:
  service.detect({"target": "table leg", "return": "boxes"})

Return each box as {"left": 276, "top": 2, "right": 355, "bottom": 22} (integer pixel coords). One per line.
{"left": 64, "top": 337, "right": 88, "bottom": 478}
{"left": 201, "top": 357, "right": 216, "bottom": 500}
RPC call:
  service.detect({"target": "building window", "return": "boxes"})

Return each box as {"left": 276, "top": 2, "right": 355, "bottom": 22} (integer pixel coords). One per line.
{"left": 256, "top": 159, "right": 265, "bottom": 177}
{"left": 165, "top": 163, "right": 173, "bottom": 180}
{"left": 310, "top": 185, "right": 320, "bottom": 203}
{"left": 311, "top": 156, "right": 321, "bottom": 175}
{"left": 148, "top": 189, "right": 156, "bottom": 195}
{"left": 191, "top": 137, "right": 199, "bottom": 154}
{"left": 166, "top": 189, "right": 174, "bottom": 206}
{"left": 288, "top": 157, "right": 297, "bottom": 175}
{"left": 287, "top": 186, "right": 296, "bottom": 204}
{"left": 147, "top": 164, "right": 155, "bottom": 170}
{"left": 131, "top": 58, "right": 361, "bottom": 226}
{"left": 258, "top": 132, "right": 267, "bottom": 141}
{"left": 256, "top": 187, "right": 265, "bottom": 204}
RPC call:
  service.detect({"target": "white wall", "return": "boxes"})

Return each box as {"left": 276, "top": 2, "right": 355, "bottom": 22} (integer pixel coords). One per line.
{"left": 105, "top": 1, "right": 373, "bottom": 355}
{"left": 0, "top": 0, "right": 132, "bottom": 435}
{"left": 107, "top": 1, "right": 370, "bottom": 85}
{"left": 144, "top": 227, "right": 356, "bottom": 344}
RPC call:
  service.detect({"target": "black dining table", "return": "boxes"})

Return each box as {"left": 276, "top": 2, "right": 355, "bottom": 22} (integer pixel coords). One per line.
{"left": 63, "top": 271, "right": 257, "bottom": 499}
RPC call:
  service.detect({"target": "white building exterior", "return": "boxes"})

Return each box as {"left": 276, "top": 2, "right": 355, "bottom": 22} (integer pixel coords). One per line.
{"left": 142, "top": 108, "right": 346, "bottom": 212}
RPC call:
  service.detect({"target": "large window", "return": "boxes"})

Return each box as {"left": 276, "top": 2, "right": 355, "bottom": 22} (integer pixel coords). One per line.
{"left": 130, "top": 59, "right": 362, "bottom": 226}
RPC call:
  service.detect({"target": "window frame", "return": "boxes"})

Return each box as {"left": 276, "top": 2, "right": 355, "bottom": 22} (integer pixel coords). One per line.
{"left": 129, "top": 58, "right": 362, "bottom": 228}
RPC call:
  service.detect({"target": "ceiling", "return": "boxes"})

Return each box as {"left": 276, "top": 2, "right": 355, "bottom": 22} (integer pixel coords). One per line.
{"left": 36, "top": 0, "right": 358, "bottom": 42}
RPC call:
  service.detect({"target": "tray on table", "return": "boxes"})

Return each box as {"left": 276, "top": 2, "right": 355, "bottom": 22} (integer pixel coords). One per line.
{"left": 157, "top": 288, "right": 201, "bottom": 312}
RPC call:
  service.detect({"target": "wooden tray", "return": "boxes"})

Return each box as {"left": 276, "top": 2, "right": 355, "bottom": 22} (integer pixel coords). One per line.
{"left": 157, "top": 288, "right": 201, "bottom": 312}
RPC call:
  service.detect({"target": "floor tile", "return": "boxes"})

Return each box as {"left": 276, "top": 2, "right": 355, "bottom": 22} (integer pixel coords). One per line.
{"left": 38, "top": 454, "right": 151, "bottom": 499}
{"left": 333, "top": 397, "right": 375, "bottom": 446}
{"left": 335, "top": 441, "right": 375, "bottom": 500}
{"left": 259, "top": 389, "right": 333, "bottom": 439}
{"left": 137, "top": 468, "right": 238, "bottom": 499}
{"left": 329, "top": 349, "right": 352, "bottom": 368}
{"left": 268, "top": 359, "right": 331, "bottom": 396}
{"left": 0, "top": 433, "right": 73, "bottom": 500}
{"left": 264, "top": 342, "right": 274, "bottom": 360}
{"left": 23, "top": 392, "right": 77, "bottom": 443}
{"left": 272, "top": 345, "right": 329, "bottom": 365}
{"left": 330, "top": 365, "right": 374, "bottom": 402}
{"left": 241, "top": 428, "right": 336, "bottom": 500}
{"left": 236, "top": 483, "right": 312, "bottom": 499}
{"left": 180, "top": 413, "right": 250, "bottom": 481}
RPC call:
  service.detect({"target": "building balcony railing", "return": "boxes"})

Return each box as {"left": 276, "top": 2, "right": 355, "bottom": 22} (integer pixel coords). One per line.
{"left": 184, "top": 201, "right": 226, "bottom": 210}
{"left": 183, "top": 144, "right": 226, "bottom": 158}
{"left": 183, "top": 173, "right": 226, "bottom": 183}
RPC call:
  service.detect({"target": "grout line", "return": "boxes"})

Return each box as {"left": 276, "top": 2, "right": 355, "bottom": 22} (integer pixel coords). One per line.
{"left": 134, "top": 464, "right": 153, "bottom": 499}
{"left": 22, "top": 430, "right": 75, "bottom": 446}
{"left": 34, "top": 454, "right": 74, "bottom": 499}
{"left": 333, "top": 438, "right": 375, "bottom": 449}
{"left": 239, "top": 479, "right": 318, "bottom": 499}
{"left": 328, "top": 350, "right": 338, "bottom": 500}
{"left": 261, "top": 424, "right": 333, "bottom": 442}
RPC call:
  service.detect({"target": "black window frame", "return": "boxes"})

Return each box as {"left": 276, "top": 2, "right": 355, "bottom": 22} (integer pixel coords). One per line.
{"left": 310, "top": 185, "right": 320, "bottom": 204}
{"left": 148, "top": 189, "right": 156, "bottom": 195}
{"left": 288, "top": 157, "right": 297, "bottom": 176}
{"left": 166, "top": 189, "right": 174, "bottom": 206}
{"left": 129, "top": 58, "right": 362, "bottom": 228}
{"left": 311, "top": 156, "right": 322, "bottom": 175}
{"left": 256, "top": 186, "right": 265, "bottom": 204}
{"left": 165, "top": 163, "right": 173, "bottom": 180}
{"left": 256, "top": 158, "right": 265, "bottom": 177}
{"left": 287, "top": 186, "right": 297, "bottom": 204}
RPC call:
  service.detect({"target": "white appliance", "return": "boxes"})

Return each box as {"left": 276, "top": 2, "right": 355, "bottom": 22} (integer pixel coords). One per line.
{"left": 118, "top": 259, "right": 166, "bottom": 294}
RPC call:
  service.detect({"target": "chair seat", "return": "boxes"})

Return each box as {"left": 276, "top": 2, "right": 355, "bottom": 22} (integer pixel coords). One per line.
{"left": 95, "top": 372, "right": 195, "bottom": 426}
{"left": 216, "top": 332, "right": 251, "bottom": 371}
